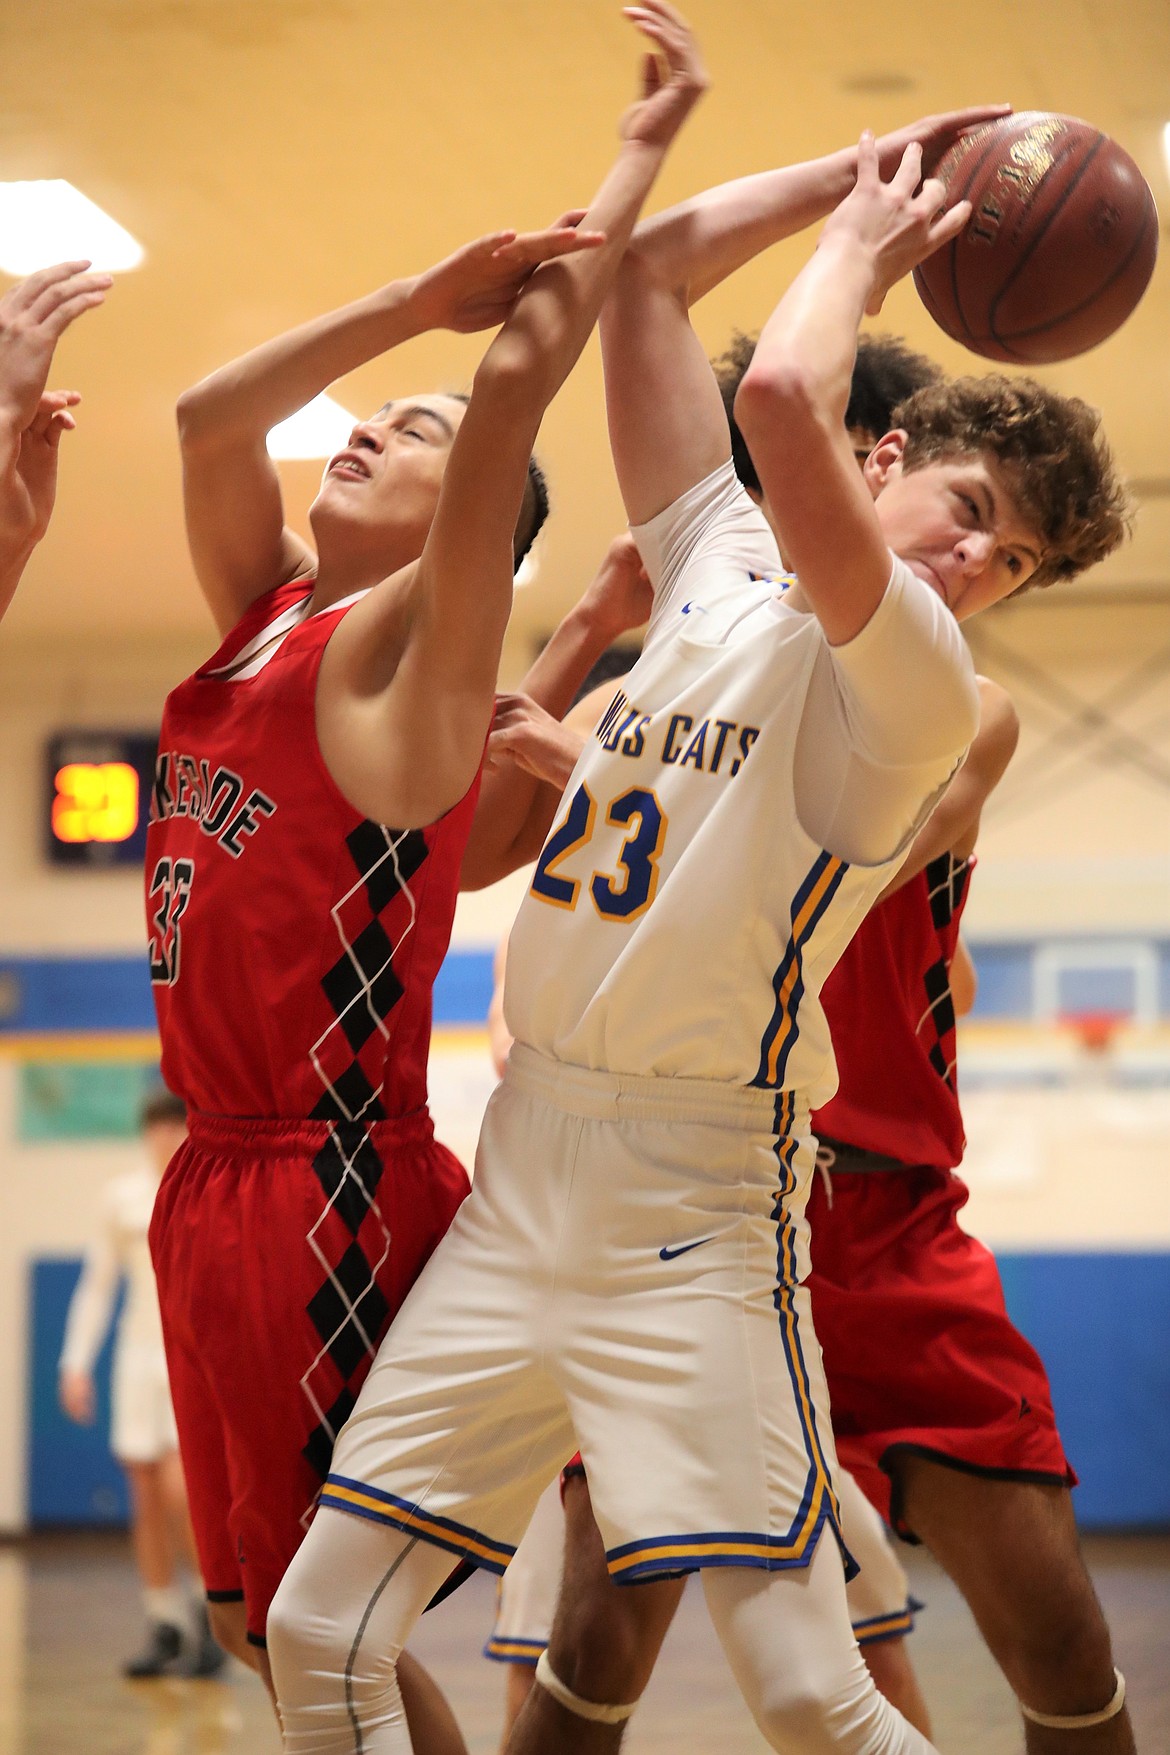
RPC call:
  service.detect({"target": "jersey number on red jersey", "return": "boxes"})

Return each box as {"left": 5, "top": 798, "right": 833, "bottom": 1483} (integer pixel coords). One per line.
{"left": 148, "top": 857, "right": 194, "bottom": 986}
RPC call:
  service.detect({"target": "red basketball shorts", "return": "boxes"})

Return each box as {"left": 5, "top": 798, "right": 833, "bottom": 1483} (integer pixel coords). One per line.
{"left": 150, "top": 1110, "right": 469, "bottom": 1643}
{"left": 805, "top": 1159, "right": 1075, "bottom": 1540}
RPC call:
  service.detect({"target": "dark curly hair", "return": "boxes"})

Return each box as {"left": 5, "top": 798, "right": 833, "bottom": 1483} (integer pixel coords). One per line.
{"left": 897, "top": 375, "right": 1131, "bottom": 588}
{"left": 712, "top": 331, "right": 942, "bottom": 494}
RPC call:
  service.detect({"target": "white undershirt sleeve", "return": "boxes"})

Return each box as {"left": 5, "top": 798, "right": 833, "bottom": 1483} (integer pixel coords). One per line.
{"left": 631, "top": 460, "right": 783, "bottom": 652}
{"left": 795, "top": 555, "right": 980, "bottom": 866}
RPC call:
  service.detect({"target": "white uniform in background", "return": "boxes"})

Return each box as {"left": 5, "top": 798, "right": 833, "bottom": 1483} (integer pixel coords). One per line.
{"left": 59, "top": 1163, "right": 178, "bottom": 1464}
{"left": 322, "top": 461, "right": 978, "bottom": 1584}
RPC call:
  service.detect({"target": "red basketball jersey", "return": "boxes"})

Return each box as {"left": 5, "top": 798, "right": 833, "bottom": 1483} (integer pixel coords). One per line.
{"left": 811, "top": 853, "right": 972, "bottom": 1170}
{"left": 147, "top": 581, "right": 479, "bottom": 1120}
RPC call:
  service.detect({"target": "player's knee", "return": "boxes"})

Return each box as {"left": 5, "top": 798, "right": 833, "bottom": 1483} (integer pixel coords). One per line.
{"left": 1005, "top": 1594, "right": 1116, "bottom": 1704}
{"left": 752, "top": 1664, "right": 901, "bottom": 1755}
{"left": 550, "top": 1611, "right": 641, "bottom": 1704}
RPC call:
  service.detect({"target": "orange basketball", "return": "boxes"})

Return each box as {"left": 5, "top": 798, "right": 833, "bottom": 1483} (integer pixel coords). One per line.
{"left": 914, "top": 112, "right": 1158, "bottom": 363}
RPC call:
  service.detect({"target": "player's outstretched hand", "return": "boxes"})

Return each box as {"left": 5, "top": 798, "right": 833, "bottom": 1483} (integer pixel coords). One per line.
{"left": 0, "top": 261, "right": 110, "bottom": 434}
{"left": 620, "top": 2, "right": 708, "bottom": 150}
{"left": 487, "top": 693, "right": 585, "bottom": 788}
{"left": 823, "top": 133, "right": 971, "bottom": 316}
{"left": 579, "top": 533, "right": 653, "bottom": 641}
{"left": 875, "top": 105, "right": 1012, "bottom": 179}
{"left": 411, "top": 222, "right": 607, "bottom": 335}
{"left": 59, "top": 1367, "right": 96, "bottom": 1426}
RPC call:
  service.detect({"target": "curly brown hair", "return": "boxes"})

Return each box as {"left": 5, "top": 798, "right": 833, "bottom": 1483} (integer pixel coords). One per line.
{"left": 896, "top": 375, "right": 1131, "bottom": 589}
{"left": 713, "top": 331, "right": 942, "bottom": 494}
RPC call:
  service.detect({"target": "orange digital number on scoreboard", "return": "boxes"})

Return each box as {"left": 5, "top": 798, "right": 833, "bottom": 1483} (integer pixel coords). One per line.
{"left": 51, "top": 762, "right": 141, "bottom": 844}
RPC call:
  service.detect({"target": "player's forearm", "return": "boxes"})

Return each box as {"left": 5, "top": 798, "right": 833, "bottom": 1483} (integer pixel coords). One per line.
{"left": 477, "top": 140, "right": 674, "bottom": 404}
{"left": 630, "top": 147, "right": 857, "bottom": 304}
{"left": 176, "top": 278, "right": 426, "bottom": 448}
{"left": 738, "top": 230, "right": 874, "bottom": 435}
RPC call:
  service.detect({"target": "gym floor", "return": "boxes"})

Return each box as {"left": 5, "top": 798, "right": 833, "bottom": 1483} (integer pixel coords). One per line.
{"left": 9, "top": 1529, "right": 1169, "bottom": 1754}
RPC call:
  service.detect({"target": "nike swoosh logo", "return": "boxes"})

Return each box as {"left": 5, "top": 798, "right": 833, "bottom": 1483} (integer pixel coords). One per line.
{"left": 659, "top": 1237, "right": 714, "bottom": 1261}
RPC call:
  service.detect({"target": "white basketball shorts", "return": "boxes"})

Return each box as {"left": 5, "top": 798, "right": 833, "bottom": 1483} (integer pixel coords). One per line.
{"left": 485, "top": 1463, "right": 917, "bottom": 1665}
{"left": 323, "top": 1046, "right": 851, "bottom": 1585}
{"left": 111, "top": 1339, "right": 180, "bottom": 1465}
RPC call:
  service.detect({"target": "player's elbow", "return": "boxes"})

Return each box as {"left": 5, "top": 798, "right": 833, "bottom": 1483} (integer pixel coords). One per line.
{"left": 734, "top": 355, "right": 819, "bottom": 443}
{"left": 175, "top": 381, "right": 220, "bottom": 450}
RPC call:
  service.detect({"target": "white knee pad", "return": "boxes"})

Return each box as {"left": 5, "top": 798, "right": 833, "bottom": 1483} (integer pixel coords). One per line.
{"left": 1021, "top": 1669, "right": 1126, "bottom": 1731}
{"left": 534, "top": 1650, "right": 640, "bottom": 1725}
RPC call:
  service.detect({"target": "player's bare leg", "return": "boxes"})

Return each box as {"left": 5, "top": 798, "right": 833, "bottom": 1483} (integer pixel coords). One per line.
{"left": 862, "top": 1639, "right": 932, "bottom": 1741}
{"left": 894, "top": 1455, "right": 1134, "bottom": 1753}
{"left": 506, "top": 1476, "right": 684, "bottom": 1754}
{"left": 124, "top": 1459, "right": 180, "bottom": 1592}
{"left": 501, "top": 1665, "right": 537, "bottom": 1751}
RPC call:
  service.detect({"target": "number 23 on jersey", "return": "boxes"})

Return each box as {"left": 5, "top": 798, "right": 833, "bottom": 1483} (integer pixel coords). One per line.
{"left": 530, "top": 783, "right": 667, "bottom": 921}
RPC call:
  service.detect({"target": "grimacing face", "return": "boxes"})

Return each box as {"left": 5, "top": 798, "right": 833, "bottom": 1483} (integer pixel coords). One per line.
{"left": 311, "top": 393, "right": 468, "bottom": 544}
{"left": 864, "top": 433, "right": 1044, "bottom": 621}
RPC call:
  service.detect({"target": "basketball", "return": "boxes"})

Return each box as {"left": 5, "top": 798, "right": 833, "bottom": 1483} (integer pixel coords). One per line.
{"left": 914, "top": 112, "right": 1159, "bottom": 363}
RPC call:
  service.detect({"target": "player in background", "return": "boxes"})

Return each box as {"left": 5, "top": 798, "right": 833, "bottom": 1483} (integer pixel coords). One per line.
{"left": 265, "top": 82, "right": 1080, "bottom": 1755}
{"left": 0, "top": 261, "right": 110, "bottom": 622}
{"left": 147, "top": 2, "right": 707, "bottom": 1736}
{"left": 59, "top": 1089, "right": 224, "bottom": 1679}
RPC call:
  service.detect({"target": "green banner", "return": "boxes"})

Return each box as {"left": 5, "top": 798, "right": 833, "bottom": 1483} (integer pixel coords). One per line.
{"left": 18, "top": 1061, "right": 160, "bottom": 1142}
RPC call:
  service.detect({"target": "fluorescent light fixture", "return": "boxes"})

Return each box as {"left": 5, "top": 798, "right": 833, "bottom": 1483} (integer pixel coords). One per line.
{"left": 0, "top": 180, "right": 144, "bottom": 274}
{"left": 267, "top": 393, "right": 357, "bottom": 460}
{"left": 514, "top": 547, "right": 541, "bottom": 589}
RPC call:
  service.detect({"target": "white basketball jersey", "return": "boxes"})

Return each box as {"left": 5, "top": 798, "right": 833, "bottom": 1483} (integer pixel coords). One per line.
{"left": 505, "top": 466, "right": 975, "bottom": 1107}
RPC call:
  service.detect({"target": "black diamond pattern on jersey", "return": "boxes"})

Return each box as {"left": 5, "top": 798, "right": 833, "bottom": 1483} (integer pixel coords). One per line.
{"left": 320, "top": 919, "right": 404, "bottom": 1053}
{"left": 311, "top": 1124, "right": 385, "bottom": 1236}
{"left": 309, "top": 1061, "right": 385, "bottom": 1123}
{"left": 346, "top": 822, "right": 428, "bottom": 914}
{"left": 925, "top": 852, "right": 971, "bottom": 931}
{"left": 302, "top": 1385, "right": 358, "bottom": 1482}
{"left": 307, "top": 1242, "right": 391, "bottom": 1382}
{"left": 922, "top": 957, "right": 956, "bottom": 1084}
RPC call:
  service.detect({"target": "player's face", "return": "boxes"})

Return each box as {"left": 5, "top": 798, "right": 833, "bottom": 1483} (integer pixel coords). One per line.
{"left": 869, "top": 444, "right": 1043, "bottom": 619}
{"left": 312, "top": 394, "right": 467, "bottom": 549}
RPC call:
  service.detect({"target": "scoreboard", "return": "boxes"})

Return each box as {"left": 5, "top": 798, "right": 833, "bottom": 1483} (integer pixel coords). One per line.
{"left": 46, "top": 731, "right": 159, "bottom": 868}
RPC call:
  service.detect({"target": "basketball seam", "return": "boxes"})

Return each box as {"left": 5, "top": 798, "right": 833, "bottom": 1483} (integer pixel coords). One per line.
{"left": 995, "top": 194, "right": 1157, "bottom": 344}
{"left": 986, "top": 131, "right": 1105, "bottom": 347}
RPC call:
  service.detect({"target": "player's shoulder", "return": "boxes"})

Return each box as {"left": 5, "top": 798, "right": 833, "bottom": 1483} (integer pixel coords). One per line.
{"left": 197, "top": 577, "right": 316, "bottom": 677}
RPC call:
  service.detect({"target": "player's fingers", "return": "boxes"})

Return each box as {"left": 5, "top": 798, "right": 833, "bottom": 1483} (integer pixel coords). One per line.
{"left": 39, "top": 287, "right": 109, "bottom": 339}
{"left": 2, "top": 259, "right": 94, "bottom": 314}
{"left": 46, "top": 409, "right": 77, "bottom": 447}
{"left": 495, "top": 226, "right": 606, "bottom": 267}
{"left": 854, "top": 130, "right": 880, "bottom": 187}
{"left": 39, "top": 388, "right": 82, "bottom": 411}
{"left": 890, "top": 139, "right": 924, "bottom": 196}
{"left": 28, "top": 272, "right": 112, "bottom": 327}
{"left": 547, "top": 208, "right": 589, "bottom": 232}
{"left": 928, "top": 199, "right": 972, "bottom": 250}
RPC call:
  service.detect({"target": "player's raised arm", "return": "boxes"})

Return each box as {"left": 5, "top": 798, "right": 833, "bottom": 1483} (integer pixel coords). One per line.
{"left": 0, "top": 262, "right": 110, "bottom": 623}
{"left": 733, "top": 134, "right": 970, "bottom": 645}
{"left": 629, "top": 106, "right": 1009, "bottom": 307}
{"left": 176, "top": 227, "right": 606, "bottom": 638}
{"left": 319, "top": 2, "right": 707, "bottom": 829}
